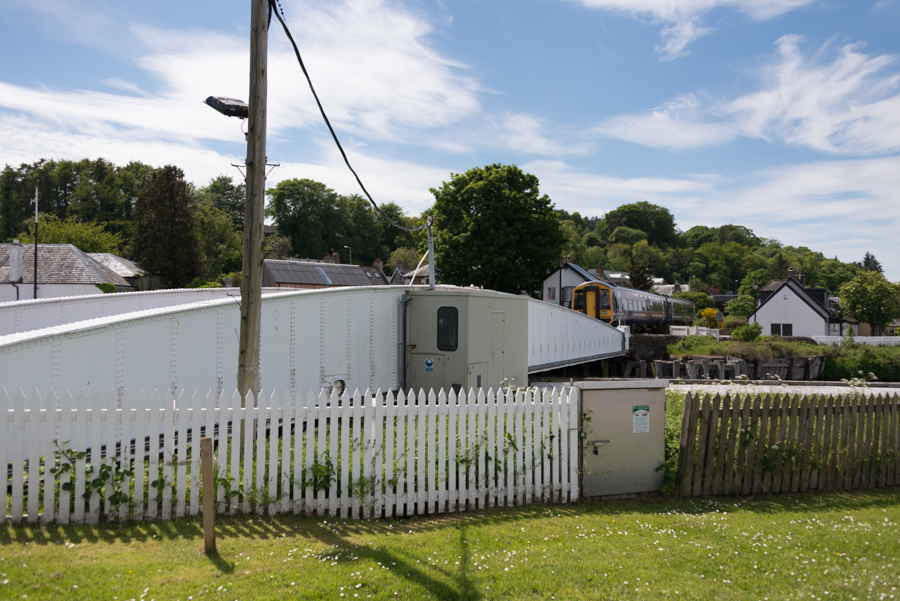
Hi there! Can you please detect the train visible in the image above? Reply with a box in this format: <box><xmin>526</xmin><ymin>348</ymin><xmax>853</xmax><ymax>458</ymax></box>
<box><xmin>570</xmin><ymin>281</ymin><xmax>694</xmax><ymax>333</ymax></box>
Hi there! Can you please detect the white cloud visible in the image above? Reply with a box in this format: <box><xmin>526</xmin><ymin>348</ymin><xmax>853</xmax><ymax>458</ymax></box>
<box><xmin>571</xmin><ymin>0</ymin><xmax>816</xmax><ymax>59</ymax></box>
<box><xmin>595</xmin><ymin>94</ymin><xmax>736</xmax><ymax>149</ymax></box>
<box><xmin>596</xmin><ymin>37</ymin><xmax>900</xmax><ymax>155</ymax></box>
<box><xmin>727</xmin><ymin>35</ymin><xmax>900</xmax><ymax>154</ymax></box>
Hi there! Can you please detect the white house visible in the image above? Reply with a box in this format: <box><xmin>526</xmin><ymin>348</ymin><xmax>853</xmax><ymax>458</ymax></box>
<box><xmin>750</xmin><ymin>276</ymin><xmax>852</xmax><ymax>338</ymax></box>
<box><xmin>542</xmin><ymin>260</ymin><xmax>598</xmax><ymax>307</ymax></box>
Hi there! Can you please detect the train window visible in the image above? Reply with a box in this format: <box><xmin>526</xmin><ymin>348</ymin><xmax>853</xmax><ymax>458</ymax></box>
<box><xmin>573</xmin><ymin>291</ymin><xmax>585</xmax><ymax>311</ymax></box>
<box><xmin>600</xmin><ymin>290</ymin><xmax>611</xmax><ymax>310</ymax></box>
<box><xmin>437</xmin><ymin>307</ymin><xmax>458</xmax><ymax>351</ymax></box>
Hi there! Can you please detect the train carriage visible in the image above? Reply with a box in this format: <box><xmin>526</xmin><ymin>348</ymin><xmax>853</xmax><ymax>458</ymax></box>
<box><xmin>571</xmin><ymin>281</ymin><xmax>694</xmax><ymax>333</ymax></box>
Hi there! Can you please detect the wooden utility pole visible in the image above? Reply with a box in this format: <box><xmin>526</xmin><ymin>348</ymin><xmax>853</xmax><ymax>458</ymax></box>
<box><xmin>238</xmin><ymin>0</ymin><xmax>269</xmax><ymax>405</ymax></box>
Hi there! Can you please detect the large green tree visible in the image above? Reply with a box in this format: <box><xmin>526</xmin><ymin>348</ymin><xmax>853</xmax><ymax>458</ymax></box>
<box><xmin>196</xmin><ymin>202</ymin><xmax>242</xmax><ymax>278</ymax></box>
<box><xmin>132</xmin><ymin>166</ymin><xmax>202</xmax><ymax>287</ymax></box>
<box><xmin>839</xmin><ymin>271</ymin><xmax>900</xmax><ymax>336</ymax></box>
<box><xmin>431</xmin><ymin>164</ymin><xmax>564</xmax><ymax>293</ymax></box>
<box><xmin>266</xmin><ymin>178</ymin><xmax>340</xmax><ymax>260</ymax></box>
<box><xmin>197</xmin><ymin>175</ymin><xmax>245</xmax><ymax>229</ymax></box>
<box><xmin>605</xmin><ymin>201</ymin><xmax>677</xmax><ymax>248</ymax></box>
<box><xmin>19</xmin><ymin>216</ymin><xmax>123</xmax><ymax>254</ymax></box>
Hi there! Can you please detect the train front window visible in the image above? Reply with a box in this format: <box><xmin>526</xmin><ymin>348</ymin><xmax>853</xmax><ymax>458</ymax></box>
<box><xmin>573</xmin><ymin>291</ymin><xmax>585</xmax><ymax>312</ymax></box>
<box><xmin>600</xmin><ymin>290</ymin><xmax>611</xmax><ymax>310</ymax></box>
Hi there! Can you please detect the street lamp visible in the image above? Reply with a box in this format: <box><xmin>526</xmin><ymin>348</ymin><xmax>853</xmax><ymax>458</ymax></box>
<box><xmin>343</xmin><ymin>245</ymin><xmax>352</xmax><ymax>265</ymax></box>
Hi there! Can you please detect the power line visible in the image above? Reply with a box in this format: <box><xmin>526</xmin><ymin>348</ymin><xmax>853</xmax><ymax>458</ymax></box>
<box><xmin>268</xmin><ymin>0</ymin><xmax>427</xmax><ymax>234</ymax></box>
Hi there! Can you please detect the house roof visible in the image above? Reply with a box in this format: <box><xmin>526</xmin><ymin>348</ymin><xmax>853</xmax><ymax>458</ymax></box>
<box><xmin>544</xmin><ymin>262</ymin><xmax>599</xmax><ymax>284</ymax></box>
<box><xmin>653</xmin><ymin>283</ymin><xmax>690</xmax><ymax>297</ymax></box>
<box><xmin>263</xmin><ymin>259</ymin><xmax>382</xmax><ymax>287</ymax></box>
<box><xmin>87</xmin><ymin>253</ymin><xmax>151</xmax><ymax>278</ymax></box>
<box><xmin>1</xmin><ymin>244</ymin><xmax>130</xmax><ymax>287</ymax></box>
<box><xmin>749</xmin><ymin>276</ymin><xmax>840</xmax><ymax>322</ymax></box>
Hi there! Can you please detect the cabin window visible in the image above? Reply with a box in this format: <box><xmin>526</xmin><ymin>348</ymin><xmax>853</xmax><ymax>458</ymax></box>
<box><xmin>573</xmin><ymin>291</ymin><xmax>585</xmax><ymax>311</ymax></box>
<box><xmin>600</xmin><ymin>290</ymin><xmax>611</xmax><ymax>310</ymax></box>
<box><xmin>771</xmin><ymin>323</ymin><xmax>793</xmax><ymax>336</ymax></box>
<box><xmin>437</xmin><ymin>307</ymin><xmax>458</xmax><ymax>351</ymax></box>
<box><xmin>547</xmin><ymin>287</ymin><xmax>556</xmax><ymax>301</ymax></box>
<box><xmin>771</xmin><ymin>324</ymin><xmax>780</xmax><ymax>335</ymax></box>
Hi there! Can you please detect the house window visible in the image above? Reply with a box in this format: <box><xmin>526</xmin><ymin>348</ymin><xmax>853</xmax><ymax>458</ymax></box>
<box><xmin>770</xmin><ymin>323</ymin><xmax>793</xmax><ymax>336</ymax></box>
<box><xmin>547</xmin><ymin>287</ymin><xmax>556</xmax><ymax>301</ymax></box>
<box><xmin>437</xmin><ymin>307</ymin><xmax>458</xmax><ymax>352</ymax></box>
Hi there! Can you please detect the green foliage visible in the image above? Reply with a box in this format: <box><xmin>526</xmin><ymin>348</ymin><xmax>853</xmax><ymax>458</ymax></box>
<box><xmin>732</xmin><ymin>321</ymin><xmax>762</xmax><ymax>342</ymax></box>
<box><xmin>19</xmin><ymin>216</ymin><xmax>123</xmax><ymax>254</ymax></box>
<box><xmin>674</xmin><ymin>290</ymin><xmax>714</xmax><ymax>310</ymax></box>
<box><xmin>823</xmin><ymin>343</ymin><xmax>900</xmax><ymax>382</ymax></box>
<box><xmin>185</xmin><ymin>277</ymin><xmax>223</xmax><ymax>289</ymax></box>
<box><xmin>132</xmin><ymin>166</ymin><xmax>203</xmax><ymax>288</ymax></box>
<box><xmin>609</xmin><ymin>225</ymin><xmax>647</xmax><ymax>246</ymax></box>
<box><xmin>724</xmin><ymin>294</ymin><xmax>755</xmax><ymax>318</ymax></box>
<box><xmin>263</xmin><ymin>234</ymin><xmax>293</xmax><ymax>260</ymax></box>
<box><xmin>196</xmin><ymin>175</ymin><xmax>245</xmax><ymax>228</ymax></box>
<box><xmin>861</xmin><ymin>251</ymin><xmax>882</xmax><ymax>273</ymax></box>
<box><xmin>627</xmin><ymin>250</ymin><xmax>653</xmax><ymax>291</ymax></box>
<box><xmin>431</xmin><ymin>164</ymin><xmax>564</xmax><ymax>293</ymax></box>
<box><xmin>266</xmin><ymin>178</ymin><xmax>339</xmax><ymax>260</ymax></box>
<box><xmin>386</xmin><ymin>246</ymin><xmax>421</xmax><ymax>272</ymax></box>
<box><xmin>604</xmin><ymin>201</ymin><xmax>677</xmax><ymax>248</ymax></box>
<box><xmin>838</xmin><ymin>271</ymin><xmax>900</xmax><ymax>336</ymax></box>
<box><xmin>196</xmin><ymin>201</ymin><xmax>242</xmax><ymax>277</ymax></box>
<box><xmin>95</xmin><ymin>282</ymin><xmax>116</xmax><ymax>294</ymax></box>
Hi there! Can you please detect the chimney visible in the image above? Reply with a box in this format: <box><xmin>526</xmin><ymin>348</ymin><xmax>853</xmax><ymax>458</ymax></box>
<box><xmin>787</xmin><ymin>266</ymin><xmax>795</xmax><ymax>280</ymax></box>
<box><xmin>373</xmin><ymin>258</ymin><xmax>383</xmax><ymax>273</ymax></box>
<box><xmin>396</xmin><ymin>260</ymin><xmax>404</xmax><ymax>271</ymax></box>
<box><xmin>331</xmin><ymin>252</ymin><xmax>340</xmax><ymax>264</ymax></box>
<box><xmin>8</xmin><ymin>239</ymin><xmax>23</xmax><ymax>283</ymax></box>
<box><xmin>595</xmin><ymin>262</ymin><xmax>607</xmax><ymax>281</ymax></box>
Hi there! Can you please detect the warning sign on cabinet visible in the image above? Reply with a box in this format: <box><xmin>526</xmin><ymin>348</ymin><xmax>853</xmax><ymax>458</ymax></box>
<box><xmin>632</xmin><ymin>405</ymin><xmax>650</xmax><ymax>433</ymax></box>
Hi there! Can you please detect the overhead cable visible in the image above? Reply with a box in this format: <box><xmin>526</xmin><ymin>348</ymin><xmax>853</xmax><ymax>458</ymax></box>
<box><xmin>268</xmin><ymin>0</ymin><xmax>427</xmax><ymax>233</ymax></box>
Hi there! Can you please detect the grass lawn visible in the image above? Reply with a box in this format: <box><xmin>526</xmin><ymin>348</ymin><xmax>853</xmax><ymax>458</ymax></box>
<box><xmin>2</xmin><ymin>490</ymin><xmax>899</xmax><ymax>600</ymax></box>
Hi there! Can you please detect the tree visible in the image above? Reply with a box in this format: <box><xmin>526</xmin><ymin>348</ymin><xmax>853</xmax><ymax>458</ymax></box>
<box><xmin>861</xmin><ymin>252</ymin><xmax>883</xmax><ymax>273</ymax></box>
<box><xmin>609</xmin><ymin>226</ymin><xmax>647</xmax><ymax>246</ymax></box>
<box><xmin>19</xmin><ymin>216</ymin><xmax>123</xmax><ymax>254</ymax></box>
<box><xmin>628</xmin><ymin>251</ymin><xmax>653</xmax><ymax>291</ymax></box>
<box><xmin>386</xmin><ymin>247</ymin><xmax>421</xmax><ymax>272</ymax></box>
<box><xmin>196</xmin><ymin>202</ymin><xmax>242</xmax><ymax>278</ymax></box>
<box><xmin>264</xmin><ymin>234</ymin><xmax>293</xmax><ymax>260</ymax></box>
<box><xmin>724</xmin><ymin>295</ymin><xmax>755</xmax><ymax>318</ymax></box>
<box><xmin>604</xmin><ymin>201</ymin><xmax>677</xmax><ymax>248</ymax></box>
<box><xmin>675</xmin><ymin>290</ymin><xmax>715</xmax><ymax>311</ymax></box>
<box><xmin>266</xmin><ymin>179</ymin><xmax>339</xmax><ymax>260</ymax></box>
<box><xmin>431</xmin><ymin>164</ymin><xmax>564</xmax><ymax>293</ymax></box>
<box><xmin>198</xmin><ymin>175</ymin><xmax>245</xmax><ymax>228</ymax></box>
<box><xmin>838</xmin><ymin>271</ymin><xmax>900</xmax><ymax>336</ymax></box>
<box><xmin>132</xmin><ymin>166</ymin><xmax>203</xmax><ymax>288</ymax></box>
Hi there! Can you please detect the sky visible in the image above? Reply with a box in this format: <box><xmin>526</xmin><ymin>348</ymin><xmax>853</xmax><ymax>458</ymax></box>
<box><xmin>1</xmin><ymin>0</ymin><xmax>899</xmax><ymax>281</ymax></box>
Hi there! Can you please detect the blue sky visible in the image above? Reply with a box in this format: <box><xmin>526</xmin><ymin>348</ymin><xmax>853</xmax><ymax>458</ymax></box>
<box><xmin>1</xmin><ymin>0</ymin><xmax>899</xmax><ymax>280</ymax></box>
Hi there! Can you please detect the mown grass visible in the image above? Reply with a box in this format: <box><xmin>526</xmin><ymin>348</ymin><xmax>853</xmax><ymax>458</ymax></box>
<box><xmin>2</xmin><ymin>488</ymin><xmax>899</xmax><ymax>600</ymax></box>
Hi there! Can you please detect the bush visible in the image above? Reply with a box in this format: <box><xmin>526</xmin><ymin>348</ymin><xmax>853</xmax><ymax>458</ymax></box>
<box><xmin>732</xmin><ymin>321</ymin><xmax>762</xmax><ymax>342</ymax></box>
<box><xmin>724</xmin><ymin>295</ymin><xmax>755</xmax><ymax>318</ymax></box>
<box><xmin>823</xmin><ymin>343</ymin><xmax>900</xmax><ymax>382</ymax></box>
<box><xmin>185</xmin><ymin>277</ymin><xmax>222</xmax><ymax>289</ymax></box>
<box><xmin>675</xmin><ymin>290</ymin><xmax>714</xmax><ymax>311</ymax></box>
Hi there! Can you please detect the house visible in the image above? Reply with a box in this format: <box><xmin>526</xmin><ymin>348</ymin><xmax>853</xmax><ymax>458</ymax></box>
<box><xmin>391</xmin><ymin>261</ymin><xmax>438</xmax><ymax>286</ymax></box>
<box><xmin>749</xmin><ymin>270</ymin><xmax>853</xmax><ymax>337</ymax></box>
<box><xmin>541</xmin><ymin>260</ymin><xmax>635</xmax><ymax>306</ymax></box>
<box><xmin>262</xmin><ymin>258</ymin><xmax>390</xmax><ymax>289</ymax></box>
<box><xmin>653</xmin><ymin>282</ymin><xmax>690</xmax><ymax>297</ymax></box>
<box><xmin>1</xmin><ymin>241</ymin><xmax>131</xmax><ymax>302</ymax></box>
<box><xmin>87</xmin><ymin>252</ymin><xmax>165</xmax><ymax>290</ymax></box>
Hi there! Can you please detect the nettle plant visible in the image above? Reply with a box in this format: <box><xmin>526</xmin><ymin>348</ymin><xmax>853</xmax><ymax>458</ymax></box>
<box><xmin>51</xmin><ymin>440</ymin><xmax>134</xmax><ymax>513</ymax></box>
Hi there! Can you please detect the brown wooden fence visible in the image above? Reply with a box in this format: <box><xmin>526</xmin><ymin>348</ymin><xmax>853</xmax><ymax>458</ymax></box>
<box><xmin>677</xmin><ymin>391</ymin><xmax>900</xmax><ymax>497</ymax></box>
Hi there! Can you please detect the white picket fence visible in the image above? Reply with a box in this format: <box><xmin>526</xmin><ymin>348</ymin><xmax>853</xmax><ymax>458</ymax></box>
<box><xmin>2</xmin><ymin>386</ymin><xmax>579</xmax><ymax>525</ymax></box>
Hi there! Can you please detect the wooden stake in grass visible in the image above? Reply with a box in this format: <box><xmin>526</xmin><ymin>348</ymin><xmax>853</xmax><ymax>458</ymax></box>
<box><xmin>201</xmin><ymin>437</ymin><xmax>216</xmax><ymax>555</ymax></box>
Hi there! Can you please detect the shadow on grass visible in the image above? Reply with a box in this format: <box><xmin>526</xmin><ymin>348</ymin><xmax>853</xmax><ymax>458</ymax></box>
<box><xmin>204</xmin><ymin>550</ymin><xmax>235</xmax><ymax>573</ymax></box>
